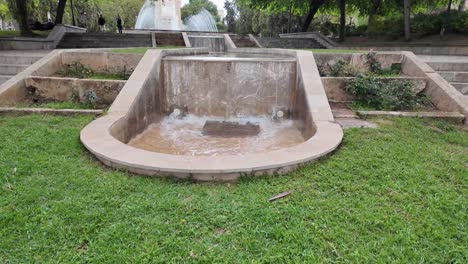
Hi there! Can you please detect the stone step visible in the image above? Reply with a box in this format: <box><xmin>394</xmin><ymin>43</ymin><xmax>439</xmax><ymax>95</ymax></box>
<box><xmin>57</xmin><ymin>43</ymin><xmax>151</xmax><ymax>49</ymax></box>
<box><xmin>0</xmin><ymin>64</ymin><xmax>29</xmax><ymax>75</ymax></box>
<box><xmin>0</xmin><ymin>74</ymin><xmax>13</xmax><ymax>85</ymax></box>
<box><xmin>438</xmin><ymin>71</ymin><xmax>468</xmax><ymax>82</ymax></box>
<box><xmin>0</xmin><ymin>54</ymin><xmax>43</xmax><ymax>65</ymax></box>
<box><xmin>65</xmin><ymin>32</ymin><xmax>150</xmax><ymax>37</ymax></box>
<box><xmin>451</xmin><ymin>82</ymin><xmax>468</xmax><ymax>95</ymax></box>
<box><xmin>426</xmin><ymin>62</ymin><xmax>468</xmax><ymax>72</ymax></box>
<box><xmin>58</xmin><ymin>40</ymin><xmax>151</xmax><ymax>46</ymax></box>
<box><xmin>62</xmin><ymin>36</ymin><xmax>151</xmax><ymax>41</ymax></box>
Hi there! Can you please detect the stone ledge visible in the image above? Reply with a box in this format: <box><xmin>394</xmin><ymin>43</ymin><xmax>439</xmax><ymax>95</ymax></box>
<box><xmin>357</xmin><ymin>110</ymin><xmax>465</xmax><ymax>123</ymax></box>
<box><xmin>0</xmin><ymin>107</ymin><xmax>103</xmax><ymax>116</ymax></box>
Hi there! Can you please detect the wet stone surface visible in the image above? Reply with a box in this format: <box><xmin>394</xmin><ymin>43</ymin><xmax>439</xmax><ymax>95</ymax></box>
<box><xmin>128</xmin><ymin>115</ymin><xmax>305</xmax><ymax>156</ymax></box>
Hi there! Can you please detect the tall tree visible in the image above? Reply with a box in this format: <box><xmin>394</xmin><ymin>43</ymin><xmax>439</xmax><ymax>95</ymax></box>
<box><xmin>237</xmin><ymin>0</ymin><xmax>330</xmax><ymax>32</ymax></box>
<box><xmin>224</xmin><ymin>0</ymin><xmax>237</xmax><ymax>32</ymax></box>
<box><xmin>404</xmin><ymin>0</ymin><xmax>411</xmax><ymax>41</ymax></box>
<box><xmin>367</xmin><ymin>0</ymin><xmax>382</xmax><ymax>28</ymax></box>
<box><xmin>0</xmin><ymin>0</ymin><xmax>11</xmax><ymax>30</ymax></box>
<box><xmin>55</xmin><ymin>0</ymin><xmax>67</xmax><ymax>24</ymax></box>
<box><xmin>7</xmin><ymin>0</ymin><xmax>33</xmax><ymax>36</ymax></box>
<box><xmin>459</xmin><ymin>0</ymin><xmax>466</xmax><ymax>11</ymax></box>
<box><xmin>339</xmin><ymin>0</ymin><xmax>345</xmax><ymax>41</ymax></box>
<box><xmin>301</xmin><ymin>0</ymin><xmax>328</xmax><ymax>31</ymax></box>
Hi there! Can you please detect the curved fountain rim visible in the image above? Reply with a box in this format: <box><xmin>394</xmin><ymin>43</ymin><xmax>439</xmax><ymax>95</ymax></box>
<box><xmin>79</xmin><ymin>48</ymin><xmax>344</xmax><ymax>181</ymax></box>
<box><xmin>80</xmin><ymin>114</ymin><xmax>343</xmax><ymax>174</ymax></box>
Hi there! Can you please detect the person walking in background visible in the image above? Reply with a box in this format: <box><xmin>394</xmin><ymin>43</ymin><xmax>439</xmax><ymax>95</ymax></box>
<box><xmin>117</xmin><ymin>15</ymin><xmax>123</xmax><ymax>34</ymax></box>
<box><xmin>98</xmin><ymin>14</ymin><xmax>106</xmax><ymax>31</ymax></box>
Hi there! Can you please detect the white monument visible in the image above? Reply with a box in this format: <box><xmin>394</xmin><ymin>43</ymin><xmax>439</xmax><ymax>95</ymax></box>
<box><xmin>135</xmin><ymin>0</ymin><xmax>183</xmax><ymax>30</ymax></box>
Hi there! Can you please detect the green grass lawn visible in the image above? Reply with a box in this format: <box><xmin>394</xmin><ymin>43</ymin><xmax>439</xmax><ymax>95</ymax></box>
<box><xmin>0</xmin><ymin>30</ymin><xmax>50</xmax><ymax>38</ymax></box>
<box><xmin>16</xmin><ymin>101</ymin><xmax>98</xmax><ymax>110</ymax></box>
<box><xmin>111</xmin><ymin>46</ymin><xmax>184</xmax><ymax>54</ymax></box>
<box><xmin>0</xmin><ymin>115</ymin><xmax>466</xmax><ymax>262</ymax></box>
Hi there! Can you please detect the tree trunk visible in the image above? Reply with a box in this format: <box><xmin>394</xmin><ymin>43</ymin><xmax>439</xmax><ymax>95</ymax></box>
<box><xmin>301</xmin><ymin>0</ymin><xmax>328</xmax><ymax>32</ymax></box>
<box><xmin>367</xmin><ymin>0</ymin><xmax>382</xmax><ymax>27</ymax></box>
<box><xmin>459</xmin><ymin>0</ymin><xmax>466</xmax><ymax>11</ymax></box>
<box><xmin>15</xmin><ymin>0</ymin><xmax>33</xmax><ymax>36</ymax></box>
<box><xmin>404</xmin><ymin>0</ymin><xmax>411</xmax><ymax>41</ymax></box>
<box><xmin>339</xmin><ymin>0</ymin><xmax>346</xmax><ymax>42</ymax></box>
<box><xmin>70</xmin><ymin>0</ymin><xmax>76</xmax><ymax>26</ymax></box>
<box><xmin>1</xmin><ymin>16</ymin><xmax>6</xmax><ymax>30</ymax></box>
<box><xmin>55</xmin><ymin>0</ymin><xmax>67</xmax><ymax>25</ymax></box>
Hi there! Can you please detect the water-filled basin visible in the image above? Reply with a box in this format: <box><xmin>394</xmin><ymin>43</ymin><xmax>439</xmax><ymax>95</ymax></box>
<box><xmin>80</xmin><ymin>48</ymin><xmax>343</xmax><ymax>182</ymax></box>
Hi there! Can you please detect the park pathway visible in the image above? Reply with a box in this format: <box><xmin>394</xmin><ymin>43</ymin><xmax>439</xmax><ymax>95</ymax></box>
<box><xmin>0</xmin><ymin>50</ymin><xmax>51</xmax><ymax>85</ymax></box>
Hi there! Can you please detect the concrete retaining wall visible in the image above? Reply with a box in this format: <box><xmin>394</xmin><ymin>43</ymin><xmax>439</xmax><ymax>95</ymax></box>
<box><xmin>31</xmin><ymin>52</ymin><xmax>143</xmax><ymax>77</ymax></box>
<box><xmin>256</xmin><ymin>37</ymin><xmax>324</xmax><ymax>49</ymax></box>
<box><xmin>25</xmin><ymin>76</ymin><xmax>125</xmax><ymax>108</ymax></box>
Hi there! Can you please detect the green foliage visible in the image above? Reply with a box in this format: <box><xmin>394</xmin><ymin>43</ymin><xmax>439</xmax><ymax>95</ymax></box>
<box><xmin>0</xmin><ymin>0</ymin><xmax>11</xmax><ymax>21</ymax></box>
<box><xmin>57</xmin><ymin>62</ymin><xmax>94</xmax><ymax>79</ymax></box>
<box><xmin>329</xmin><ymin>59</ymin><xmax>359</xmax><ymax>77</ymax></box>
<box><xmin>366</xmin><ymin>52</ymin><xmax>402</xmax><ymax>76</ymax></box>
<box><xmin>224</xmin><ymin>0</ymin><xmax>236</xmax><ymax>32</ymax></box>
<box><xmin>83</xmin><ymin>90</ymin><xmax>98</xmax><ymax>108</ymax></box>
<box><xmin>346</xmin><ymin>75</ymin><xmax>424</xmax><ymax>111</ymax></box>
<box><xmin>0</xmin><ymin>115</ymin><xmax>466</xmax><ymax>262</ymax></box>
<box><xmin>413</xmin><ymin>11</ymin><xmax>468</xmax><ymax>35</ymax></box>
<box><xmin>367</xmin><ymin>15</ymin><xmax>404</xmax><ymax>39</ymax></box>
<box><xmin>181</xmin><ymin>0</ymin><xmax>225</xmax><ymax>31</ymax></box>
<box><xmin>23</xmin><ymin>101</ymin><xmax>96</xmax><ymax>109</ymax></box>
<box><xmin>56</xmin><ymin>62</ymin><xmax>129</xmax><ymax>80</ymax></box>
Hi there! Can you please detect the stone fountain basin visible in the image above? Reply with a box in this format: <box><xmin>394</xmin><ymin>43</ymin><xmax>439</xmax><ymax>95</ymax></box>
<box><xmin>80</xmin><ymin>48</ymin><xmax>343</xmax><ymax>182</ymax></box>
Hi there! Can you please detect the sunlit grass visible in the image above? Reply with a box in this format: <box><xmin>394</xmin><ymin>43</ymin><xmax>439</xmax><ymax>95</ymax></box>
<box><xmin>0</xmin><ymin>115</ymin><xmax>466</xmax><ymax>262</ymax></box>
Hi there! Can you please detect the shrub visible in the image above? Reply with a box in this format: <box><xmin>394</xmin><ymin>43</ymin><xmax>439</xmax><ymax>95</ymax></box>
<box><xmin>329</xmin><ymin>59</ymin><xmax>359</xmax><ymax>77</ymax></box>
<box><xmin>84</xmin><ymin>90</ymin><xmax>99</xmax><ymax>108</ymax></box>
<box><xmin>345</xmin><ymin>75</ymin><xmax>423</xmax><ymax>111</ymax></box>
<box><xmin>366</xmin><ymin>52</ymin><xmax>402</xmax><ymax>76</ymax></box>
<box><xmin>412</xmin><ymin>13</ymin><xmax>443</xmax><ymax>35</ymax></box>
<box><xmin>367</xmin><ymin>15</ymin><xmax>404</xmax><ymax>38</ymax></box>
<box><xmin>57</xmin><ymin>62</ymin><xmax>94</xmax><ymax>79</ymax></box>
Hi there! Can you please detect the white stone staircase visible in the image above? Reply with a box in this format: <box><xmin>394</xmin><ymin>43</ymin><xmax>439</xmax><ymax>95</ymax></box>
<box><xmin>421</xmin><ymin>55</ymin><xmax>468</xmax><ymax>97</ymax></box>
<box><xmin>0</xmin><ymin>51</ymin><xmax>48</xmax><ymax>85</ymax></box>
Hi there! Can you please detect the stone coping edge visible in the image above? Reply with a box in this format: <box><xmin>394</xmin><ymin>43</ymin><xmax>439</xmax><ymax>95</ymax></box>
<box><xmin>81</xmin><ymin>115</ymin><xmax>343</xmax><ymax>182</ymax></box>
<box><xmin>80</xmin><ymin>48</ymin><xmax>344</xmax><ymax>182</ymax></box>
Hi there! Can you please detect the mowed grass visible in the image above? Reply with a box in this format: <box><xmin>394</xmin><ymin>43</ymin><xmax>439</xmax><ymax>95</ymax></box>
<box><xmin>111</xmin><ymin>46</ymin><xmax>184</xmax><ymax>54</ymax></box>
<box><xmin>0</xmin><ymin>30</ymin><xmax>51</xmax><ymax>38</ymax></box>
<box><xmin>17</xmin><ymin>101</ymin><xmax>97</xmax><ymax>110</ymax></box>
<box><xmin>0</xmin><ymin>115</ymin><xmax>466</xmax><ymax>263</ymax></box>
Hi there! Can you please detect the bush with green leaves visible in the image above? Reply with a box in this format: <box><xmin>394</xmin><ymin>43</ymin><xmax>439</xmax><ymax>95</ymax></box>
<box><xmin>57</xmin><ymin>62</ymin><xmax>94</xmax><ymax>79</ymax></box>
<box><xmin>345</xmin><ymin>75</ymin><xmax>424</xmax><ymax>111</ymax></box>
<box><xmin>329</xmin><ymin>59</ymin><xmax>359</xmax><ymax>77</ymax></box>
<box><xmin>366</xmin><ymin>52</ymin><xmax>402</xmax><ymax>76</ymax></box>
